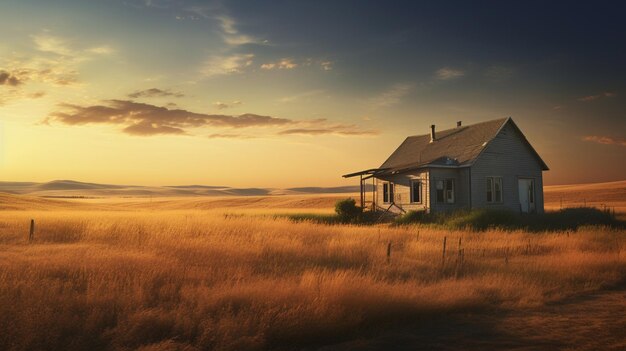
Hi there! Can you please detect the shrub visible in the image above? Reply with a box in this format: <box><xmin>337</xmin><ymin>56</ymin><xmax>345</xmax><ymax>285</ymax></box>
<box><xmin>445</xmin><ymin>209</ymin><xmax>519</xmax><ymax>230</ymax></box>
<box><xmin>334</xmin><ymin>198</ymin><xmax>362</xmax><ymax>222</ymax></box>
<box><xmin>395</xmin><ymin>210</ymin><xmax>429</xmax><ymax>225</ymax></box>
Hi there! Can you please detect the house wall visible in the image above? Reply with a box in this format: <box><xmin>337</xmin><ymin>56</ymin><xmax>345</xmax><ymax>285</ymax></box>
<box><xmin>470</xmin><ymin>121</ymin><xmax>545</xmax><ymax>213</ymax></box>
<box><xmin>375</xmin><ymin>170</ymin><xmax>429</xmax><ymax>214</ymax></box>
<box><xmin>429</xmin><ymin>167</ymin><xmax>470</xmax><ymax>213</ymax></box>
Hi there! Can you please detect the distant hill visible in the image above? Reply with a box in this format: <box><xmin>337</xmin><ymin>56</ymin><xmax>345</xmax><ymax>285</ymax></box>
<box><xmin>0</xmin><ymin>180</ymin><xmax>369</xmax><ymax>198</ymax></box>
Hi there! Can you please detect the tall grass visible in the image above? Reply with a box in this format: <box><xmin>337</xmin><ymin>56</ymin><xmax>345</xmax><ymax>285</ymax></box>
<box><xmin>0</xmin><ymin>210</ymin><xmax>624</xmax><ymax>350</ymax></box>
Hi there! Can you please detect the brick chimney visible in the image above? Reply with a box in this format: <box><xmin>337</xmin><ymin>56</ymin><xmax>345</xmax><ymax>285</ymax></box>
<box><xmin>457</xmin><ymin>121</ymin><xmax>462</xmax><ymax>128</ymax></box>
<box><xmin>430</xmin><ymin>124</ymin><xmax>436</xmax><ymax>142</ymax></box>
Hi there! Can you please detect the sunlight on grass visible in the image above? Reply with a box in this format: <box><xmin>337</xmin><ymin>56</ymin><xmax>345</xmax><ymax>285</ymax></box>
<box><xmin>0</xmin><ymin>208</ymin><xmax>624</xmax><ymax>350</ymax></box>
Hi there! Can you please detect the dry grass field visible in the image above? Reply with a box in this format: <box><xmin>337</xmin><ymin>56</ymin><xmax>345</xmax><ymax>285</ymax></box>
<box><xmin>0</xmin><ymin>182</ymin><xmax>625</xmax><ymax>350</ymax></box>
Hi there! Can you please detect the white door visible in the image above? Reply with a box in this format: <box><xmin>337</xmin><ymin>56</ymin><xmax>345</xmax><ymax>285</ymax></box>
<box><xmin>518</xmin><ymin>179</ymin><xmax>535</xmax><ymax>213</ymax></box>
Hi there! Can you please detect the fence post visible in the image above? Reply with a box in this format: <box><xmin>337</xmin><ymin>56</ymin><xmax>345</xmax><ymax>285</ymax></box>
<box><xmin>504</xmin><ymin>247</ymin><xmax>509</xmax><ymax>265</ymax></box>
<box><xmin>386</xmin><ymin>241</ymin><xmax>391</xmax><ymax>264</ymax></box>
<box><xmin>442</xmin><ymin>236</ymin><xmax>447</xmax><ymax>267</ymax></box>
<box><xmin>29</xmin><ymin>219</ymin><xmax>35</xmax><ymax>242</ymax></box>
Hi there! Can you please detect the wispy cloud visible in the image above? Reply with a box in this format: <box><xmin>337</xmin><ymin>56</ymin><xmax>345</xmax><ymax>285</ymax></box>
<box><xmin>87</xmin><ymin>45</ymin><xmax>115</xmax><ymax>55</ymax></box>
<box><xmin>44</xmin><ymin>100</ymin><xmax>292</xmax><ymax>136</ymax></box>
<box><xmin>201</xmin><ymin>53</ymin><xmax>254</xmax><ymax>77</ymax></box>
<box><xmin>0</xmin><ymin>64</ymin><xmax>72</xmax><ymax>105</ymax></box>
<box><xmin>278</xmin><ymin>126</ymin><xmax>378</xmax><ymax>137</ymax></box>
<box><xmin>128</xmin><ymin>88</ymin><xmax>184</xmax><ymax>99</ymax></box>
<box><xmin>32</xmin><ymin>34</ymin><xmax>74</xmax><ymax>56</ymax></box>
<box><xmin>213</xmin><ymin>100</ymin><xmax>242</xmax><ymax>110</ymax></box>
<box><xmin>207</xmin><ymin>133</ymin><xmax>255</xmax><ymax>139</ymax></box>
<box><xmin>0</xmin><ymin>70</ymin><xmax>23</xmax><ymax>86</ymax></box>
<box><xmin>320</xmin><ymin>61</ymin><xmax>333</xmax><ymax>71</ymax></box>
<box><xmin>216</xmin><ymin>15</ymin><xmax>260</xmax><ymax>46</ymax></box>
<box><xmin>578</xmin><ymin>92</ymin><xmax>616</xmax><ymax>102</ymax></box>
<box><xmin>582</xmin><ymin>135</ymin><xmax>626</xmax><ymax>147</ymax></box>
<box><xmin>261</xmin><ymin>58</ymin><xmax>298</xmax><ymax>70</ymax></box>
<box><xmin>369</xmin><ymin>83</ymin><xmax>413</xmax><ymax>108</ymax></box>
<box><xmin>279</xmin><ymin>90</ymin><xmax>325</xmax><ymax>103</ymax></box>
<box><xmin>435</xmin><ymin>67</ymin><xmax>465</xmax><ymax>80</ymax></box>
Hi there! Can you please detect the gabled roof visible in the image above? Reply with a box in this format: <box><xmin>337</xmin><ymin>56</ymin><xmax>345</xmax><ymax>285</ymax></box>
<box><xmin>343</xmin><ymin>117</ymin><xmax>548</xmax><ymax>178</ymax></box>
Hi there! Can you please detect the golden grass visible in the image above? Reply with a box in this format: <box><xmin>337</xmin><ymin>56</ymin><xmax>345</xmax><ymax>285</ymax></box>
<box><xmin>1</xmin><ymin>203</ymin><xmax>625</xmax><ymax>350</ymax></box>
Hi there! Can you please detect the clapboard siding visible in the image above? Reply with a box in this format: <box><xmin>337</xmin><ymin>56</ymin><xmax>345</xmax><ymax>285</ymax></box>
<box><xmin>375</xmin><ymin>171</ymin><xmax>429</xmax><ymax>213</ymax></box>
<box><xmin>428</xmin><ymin>168</ymin><xmax>469</xmax><ymax>212</ymax></box>
<box><xmin>470</xmin><ymin>121</ymin><xmax>545</xmax><ymax>213</ymax></box>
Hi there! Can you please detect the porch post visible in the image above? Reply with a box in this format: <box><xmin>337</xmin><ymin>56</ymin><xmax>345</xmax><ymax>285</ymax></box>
<box><xmin>359</xmin><ymin>174</ymin><xmax>364</xmax><ymax>208</ymax></box>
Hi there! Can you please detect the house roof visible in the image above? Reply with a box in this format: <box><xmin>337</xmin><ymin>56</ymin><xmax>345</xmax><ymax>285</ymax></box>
<box><xmin>343</xmin><ymin>117</ymin><xmax>548</xmax><ymax>178</ymax></box>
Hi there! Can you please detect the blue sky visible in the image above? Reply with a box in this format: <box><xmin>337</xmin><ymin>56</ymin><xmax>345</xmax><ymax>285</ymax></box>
<box><xmin>0</xmin><ymin>0</ymin><xmax>624</xmax><ymax>186</ymax></box>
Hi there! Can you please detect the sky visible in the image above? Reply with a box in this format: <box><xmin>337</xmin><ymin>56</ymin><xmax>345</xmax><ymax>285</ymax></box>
<box><xmin>0</xmin><ymin>0</ymin><xmax>624</xmax><ymax>188</ymax></box>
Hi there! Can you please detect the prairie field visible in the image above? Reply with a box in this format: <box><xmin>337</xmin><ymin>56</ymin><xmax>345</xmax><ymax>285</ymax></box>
<box><xmin>0</xmin><ymin>185</ymin><xmax>625</xmax><ymax>351</ymax></box>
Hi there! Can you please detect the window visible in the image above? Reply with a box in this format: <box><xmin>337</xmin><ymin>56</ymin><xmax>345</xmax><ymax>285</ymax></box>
<box><xmin>436</xmin><ymin>179</ymin><xmax>455</xmax><ymax>203</ymax></box>
<box><xmin>411</xmin><ymin>180</ymin><xmax>422</xmax><ymax>203</ymax></box>
<box><xmin>383</xmin><ymin>182</ymin><xmax>394</xmax><ymax>203</ymax></box>
<box><xmin>436</xmin><ymin>180</ymin><xmax>444</xmax><ymax>203</ymax></box>
<box><xmin>486</xmin><ymin>177</ymin><xmax>503</xmax><ymax>203</ymax></box>
<box><xmin>445</xmin><ymin>179</ymin><xmax>455</xmax><ymax>203</ymax></box>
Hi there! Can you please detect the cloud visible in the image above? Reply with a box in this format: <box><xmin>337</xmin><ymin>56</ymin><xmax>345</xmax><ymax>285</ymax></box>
<box><xmin>369</xmin><ymin>83</ymin><xmax>413</xmax><ymax>108</ymax></box>
<box><xmin>32</xmin><ymin>34</ymin><xmax>74</xmax><ymax>56</ymax></box>
<box><xmin>207</xmin><ymin>133</ymin><xmax>254</xmax><ymax>139</ymax></box>
<box><xmin>320</xmin><ymin>61</ymin><xmax>333</xmax><ymax>71</ymax></box>
<box><xmin>578</xmin><ymin>92</ymin><xmax>616</xmax><ymax>102</ymax></box>
<box><xmin>261</xmin><ymin>58</ymin><xmax>298</xmax><ymax>70</ymax></box>
<box><xmin>279</xmin><ymin>90</ymin><xmax>325</xmax><ymax>103</ymax></box>
<box><xmin>213</xmin><ymin>100</ymin><xmax>242</xmax><ymax>110</ymax></box>
<box><xmin>44</xmin><ymin>100</ymin><xmax>293</xmax><ymax>136</ymax></box>
<box><xmin>128</xmin><ymin>88</ymin><xmax>185</xmax><ymax>98</ymax></box>
<box><xmin>201</xmin><ymin>53</ymin><xmax>254</xmax><ymax>77</ymax></box>
<box><xmin>87</xmin><ymin>45</ymin><xmax>115</xmax><ymax>55</ymax></box>
<box><xmin>278</xmin><ymin>121</ymin><xmax>378</xmax><ymax>136</ymax></box>
<box><xmin>216</xmin><ymin>15</ymin><xmax>259</xmax><ymax>46</ymax></box>
<box><xmin>435</xmin><ymin>67</ymin><xmax>465</xmax><ymax>80</ymax></box>
<box><xmin>582</xmin><ymin>135</ymin><xmax>626</xmax><ymax>147</ymax></box>
<box><xmin>0</xmin><ymin>70</ymin><xmax>23</xmax><ymax>86</ymax></box>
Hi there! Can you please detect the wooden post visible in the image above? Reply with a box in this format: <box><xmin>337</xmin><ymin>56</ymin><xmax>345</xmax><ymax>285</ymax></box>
<box><xmin>387</xmin><ymin>241</ymin><xmax>391</xmax><ymax>264</ymax></box>
<box><xmin>359</xmin><ymin>175</ymin><xmax>364</xmax><ymax>209</ymax></box>
<box><xmin>372</xmin><ymin>176</ymin><xmax>376</xmax><ymax>211</ymax></box>
<box><xmin>442</xmin><ymin>236</ymin><xmax>447</xmax><ymax>266</ymax></box>
<box><xmin>29</xmin><ymin>219</ymin><xmax>35</xmax><ymax>242</ymax></box>
<box><xmin>504</xmin><ymin>247</ymin><xmax>509</xmax><ymax>265</ymax></box>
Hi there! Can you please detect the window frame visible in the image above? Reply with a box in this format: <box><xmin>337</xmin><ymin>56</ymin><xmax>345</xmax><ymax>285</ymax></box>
<box><xmin>486</xmin><ymin>176</ymin><xmax>503</xmax><ymax>203</ymax></box>
<box><xmin>383</xmin><ymin>182</ymin><xmax>394</xmax><ymax>204</ymax></box>
<box><xmin>436</xmin><ymin>178</ymin><xmax>455</xmax><ymax>204</ymax></box>
<box><xmin>410</xmin><ymin>180</ymin><xmax>422</xmax><ymax>204</ymax></box>
<box><xmin>445</xmin><ymin>179</ymin><xmax>455</xmax><ymax>204</ymax></box>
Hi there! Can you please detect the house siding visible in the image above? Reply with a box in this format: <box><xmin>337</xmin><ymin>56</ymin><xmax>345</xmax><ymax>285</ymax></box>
<box><xmin>375</xmin><ymin>170</ymin><xmax>429</xmax><ymax>213</ymax></box>
<box><xmin>470</xmin><ymin>121</ymin><xmax>545</xmax><ymax>213</ymax></box>
<box><xmin>428</xmin><ymin>168</ymin><xmax>469</xmax><ymax>213</ymax></box>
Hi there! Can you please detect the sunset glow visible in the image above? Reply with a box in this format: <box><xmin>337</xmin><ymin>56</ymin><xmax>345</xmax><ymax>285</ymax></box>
<box><xmin>1</xmin><ymin>1</ymin><xmax>624</xmax><ymax>187</ymax></box>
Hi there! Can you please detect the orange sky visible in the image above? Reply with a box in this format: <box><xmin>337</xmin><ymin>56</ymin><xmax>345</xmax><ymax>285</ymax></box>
<box><xmin>1</xmin><ymin>1</ymin><xmax>624</xmax><ymax>187</ymax></box>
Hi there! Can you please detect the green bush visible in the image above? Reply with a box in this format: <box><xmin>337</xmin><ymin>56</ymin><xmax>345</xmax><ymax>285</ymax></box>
<box><xmin>395</xmin><ymin>210</ymin><xmax>429</xmax><ymax>225</ymax></box>
<box><xmin>446</xmin><ymin>209</ymin><xmax>519</xmax><ymax>230</ymax></box>
<box><xmin>393</xmin><ymin>207</ymin><xmax>622</xmax><ymax>232</ymax></box>
<box><xmin>334</xmin><ymin>198</ymin><xmax>362</xmax><ymax>222</ymax></box>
